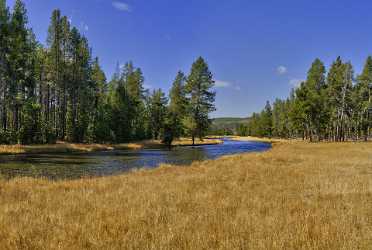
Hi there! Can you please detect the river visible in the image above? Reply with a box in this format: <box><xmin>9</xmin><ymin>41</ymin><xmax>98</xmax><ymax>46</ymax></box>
<box><xmin>0</xmin><ymin>139</ymin><xmax>271</xmax><ymax>180</ymax></box>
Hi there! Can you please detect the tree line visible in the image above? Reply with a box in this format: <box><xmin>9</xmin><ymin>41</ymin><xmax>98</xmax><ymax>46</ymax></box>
<box><xmin>0</xmin><ymin>0</ymin><xmax>216</xmax><ymax>145</ymax></box>
<box><xmin>241</xmin><ymin>57</ymin><xmax>372</xmax><ymax>141</ymax></box>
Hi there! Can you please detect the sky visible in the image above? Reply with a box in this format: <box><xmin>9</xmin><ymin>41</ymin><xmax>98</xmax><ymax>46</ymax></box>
<box><xmin>5</xmin><ymin>0</ymin><xmax>372</xmax><ymax>117</ymax></box>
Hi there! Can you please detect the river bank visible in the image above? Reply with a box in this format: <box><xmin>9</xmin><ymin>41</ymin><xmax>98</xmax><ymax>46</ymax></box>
<box><xmin>0</xmin><ymin>138</ymin><xmax>223</xmax><ymax>155</ymax></box>
<box><xmin>0</xmin><ymin>141</ymin><xmax>371</xmax><ymax>249</ymax></box>
<box><xmin>229</xmin><ymin>136</ymin><xmax>285</xmax><ymax>143</ymax></box>
<box><xmin>208</xmin><ymin>135</ymin><xmax>288</xmax><ymax>144</ymax></box>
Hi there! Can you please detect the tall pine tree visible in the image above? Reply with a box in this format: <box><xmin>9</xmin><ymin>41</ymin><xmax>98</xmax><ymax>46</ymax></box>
<box><xmin>169</xmin><ymin>71</ymin><xmax>188</xmax><ymax>139</ymax></box>
<box><xmin>185</xmin><ymin>57</ymin><xmax>216</xmax><ymax>145</ymax></box>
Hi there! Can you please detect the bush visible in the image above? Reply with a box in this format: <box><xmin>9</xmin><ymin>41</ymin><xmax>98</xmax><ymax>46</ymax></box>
<box><xmin>0</xmin><ymin>131</ymin><xmax>18</xmax><ymax>145</ymax></box>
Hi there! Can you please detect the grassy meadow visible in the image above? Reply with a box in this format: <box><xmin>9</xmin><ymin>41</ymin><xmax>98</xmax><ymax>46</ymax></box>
<box><xmin>0</xmin><ymin>139</ymin><xmax>371</xmax><ymax>249</ymax></box>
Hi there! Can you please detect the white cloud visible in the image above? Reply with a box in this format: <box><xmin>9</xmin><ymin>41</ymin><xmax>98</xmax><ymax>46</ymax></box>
<box><xmin>214</xmin><ymin>80</ymin><xmax>241</xmax><ymax>91</ymax></box>
<box><xmin>143</xmin><ymin>84</ymin><xmax>153</xmax><ymax>90</ymax></box>
<box><xmin>277</xmin><ymin>65</ymin><xmax>288</xmax><ymax>75</ymax></box>
<box><xmin>289</xmin><ymin>78</ymin><xmax>304</xmax><ymax>88</ymax></box>
<box><xmin>215</xmin><ymin>80</ymin><xmax>231</xmax><ymax>88</ymax></box>
<box><xmin>79</xmin><ymin>22</ymin><xmax>89</xmax><ymax>32</ymax></box>
<box><xmin>112</xmin><ymin>1</ymin><xmax>131</xmax><ymax>12</ymax></box>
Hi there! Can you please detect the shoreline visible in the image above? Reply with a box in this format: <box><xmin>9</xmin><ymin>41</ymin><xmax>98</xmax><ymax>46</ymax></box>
<box><xmin>0</xmin><ymin>138</ymin><xmax>223</xmax><ymax>155</ymax></box>
<box><xmin>230</xmin><ymin>136</ymin><xmax>372</xmax><ymax>144</ymax></box>
<box><xmin>229</xmin><ymin>136</ymin><xmax>287</xmax><ymax>144</ymax></box>
<box><xmin>209</xmin><ymin>135</ymin><xmax>283</xmax><ymax>144</ymax></box>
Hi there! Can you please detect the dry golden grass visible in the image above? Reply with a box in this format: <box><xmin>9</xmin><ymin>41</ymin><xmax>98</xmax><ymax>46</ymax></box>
<box><xmin>0</xmin><ymin>138</ymin><xmax>222</xmax><ymax>155</ymax></box>
<box><xmin>231</xmin><ymin>135</ymin><xmax>291</xmax><ymax>143</ymax></box>
<box><xmin>0</xmin><ymin>142</ymin><xmax>141</xmax><ymax>155</ymax></box>
<box><xmin>0</xmin><ymin>141</ymin><xmax>372</xmax><ymax>249</ymax></box>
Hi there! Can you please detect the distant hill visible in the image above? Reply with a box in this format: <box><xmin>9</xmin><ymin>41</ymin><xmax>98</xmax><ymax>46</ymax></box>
<box><xmin>210</xmin><ymin>117</ymin><xmax>250</xmax><ymax>135</ymax></box>
<box><xmin>212</xmin><ymin>117</ymin><xmax>250</xmax><ymax>125</ymax></box>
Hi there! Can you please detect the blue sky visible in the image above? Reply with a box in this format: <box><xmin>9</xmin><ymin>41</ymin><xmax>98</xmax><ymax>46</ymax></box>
<box><xmin>6</xmin><ymin>0</ymin><xmax>372</xmax><ymax>117</ymax></box>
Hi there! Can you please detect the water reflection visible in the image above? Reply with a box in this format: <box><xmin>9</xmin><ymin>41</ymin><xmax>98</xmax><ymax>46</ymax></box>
<box><xmin>0</xmin><ymin>139</ymin><xmax>271</xmax><ymax>180</ymax></box>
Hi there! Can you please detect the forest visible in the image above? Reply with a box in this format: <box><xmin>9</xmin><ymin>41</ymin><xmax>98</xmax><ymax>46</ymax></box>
<box><xmin>241</xmin><ymin>57</ymin><xmax>372</xmax><ymax>142</ymax></box>
<box><xmin>0</xmin><ymin>0</ymin><xmax>215</xmax><ymax>145</ymax></box>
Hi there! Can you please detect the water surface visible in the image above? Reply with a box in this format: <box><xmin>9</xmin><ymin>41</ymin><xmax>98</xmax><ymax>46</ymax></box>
<box><xmin>0</xmin><ymin>139</ymin><xmax>271</xmax><ymax>180</ymax></box>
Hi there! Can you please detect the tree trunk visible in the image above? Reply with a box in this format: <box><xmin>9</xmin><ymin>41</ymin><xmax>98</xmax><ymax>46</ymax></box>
<box><xmin>2</xmin><ymin>89</ymin><xmax>7</xmax><ymax>131</ymax></box>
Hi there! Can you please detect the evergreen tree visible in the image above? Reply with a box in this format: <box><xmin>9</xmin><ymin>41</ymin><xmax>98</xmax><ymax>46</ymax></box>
<box><xmin>109</xmin><ymin>74</ymin><xmax>131</xmax><ymax>142</ymax></box>
<box><xmin>88</xmin><ymin>57</ymin><xmax>109</xmax><ymax>142</ymax></box>
<box><xmin>355</xmin><ymin>56</ymin><xmax>372</xmax><ymax>141</ymax></box>
<box><xmin>41</xmin><ymin>10</ymin><xmax>68</xmax><ymax>141</ymax></box>
<box><xmin>289</xmin><ymin>83</ymin><xmax>307</xmax><ymax>139</ymax></box>
<box><xmin>169</xmin><ymin>71</ymin><xmax>188</xmax><ymax>138</ymax></box>
<box><xmin>46</xmin><ymin>9</ymin><xmax>62</xmax><ymax>136</ymax></box>
<box><xmin>66</xmin><ymin>28</ymin><xmax>93</xmax><ymax>142</ymax></box>
<box><xmin>248</xmin><ymin>56</ymin><xmax>372</xmax><ymax>142</ymax></box>
<box><xmin>117</xmin><ymin>62</ymin><xmax>146</xmax><ymax>140</ymax></box>
<box><xmin>247</xmin><ymin>113</ymin><xmax>261</xmax><ymax>137</ymax></box>
<box><xmin>149</xmin><ymin>89</ymin><xmax>168</xmax><ymax>139</ymax></box>
<box><xmin>303</xmin><ymin>58</ymin><xmax>327</xmax><ymax>141</ymax></box>
<box><xmin>0</xmin><ymin>0</ymin><xmax>9</xmax><ymax>134</ymax></box>
<box><xmin>130</xmin><ymin>67</ymin><xmax>147</xmax><ymax>139</ymax></box>
<box><xmin>327</xmin><ymin>57</ymin><xmax>353</xmax><ymax>141</ymax></box>
<box><xmin>8</xmin><ymin>0</ymin><xmax>30</xmax><ymax>135</ymax></box>
<box><xmin>185</xmin><ymin>57</ymin><xmax>216</xmax><ymax>145</ymax></box>
<box><xmin>0</xmin><ymin>3</ymin><xmax>191</xmax><ymax>145</ymax></box>
<box><xmin>272</xmin><ymin>99</ymin><xmax>290</xmax><ymax>138</ymax></box>
<box><xmin>236</xmin><ymin>124</ymin><xmax>248</xmax><ymax>136</ymax></box>
<box><xmin>19</xmin><ymin>31</ymin><xmax>42</xmax><ymax>144</ymax></box>
<box><xmin>261</xmin><ymin>101</ymin><xmax>273</xmax><ymax>137</ymax></box>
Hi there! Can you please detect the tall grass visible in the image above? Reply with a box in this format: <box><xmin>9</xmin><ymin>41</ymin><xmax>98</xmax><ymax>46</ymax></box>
<box><xmin>0</xmin><ymin>138</ymin><xmax>222</xmax><ymax>155</ymax></box>
<box><xmin>0</xmin><ymin>141</ymin><xmax>371</xmax><ymax>249</ymax></box>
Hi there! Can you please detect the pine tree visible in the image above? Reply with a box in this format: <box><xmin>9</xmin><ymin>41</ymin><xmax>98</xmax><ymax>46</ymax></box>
<box><xmin>110</xmin><ymin>75</ymin><xmax>131</xmax><ymax>142</ymax></box>
<box><xmin>289</xmin><ymin>83</ymin><xmax>307</xmax><ymax>139</ymax></box>
<box><xmin>247</xmin><ymin>112</ymin><xmax>261</xmax><ymax>136</ymax></box>
<box><xmin>66</xmin><ymin>28</ymin><xmax>93</xmax><ymax>142</ymax></box>
<box><xmin>19</xmin><ymin>31</ymin><xmax>42</xmax><ymax>144</ymax></box>
<box><xmin>59</xmin><ymin>15</ymin><xmax>71</xmax><ymax>139</ymax></box>
<box><xmin>355</xmin><ymin>56</ymin><xmax>372</xmax><ymax>141</ymax></box>
<box><xmin>327</xmin><ymin>57</ymin><xmax>353</xmax><ymax>141</ymax></box>
<box><xmin>46</xmin><ymin>9</ymin><xmax>62</xmax><ymax>136</ymax></box>
<box><xmin>272</xmin><ymin>99</ymin><xmax>290</xmax><ymax>138</ymax></box>
<box><xmin>119</xmin><ymin>62</ymin><xmax>147</xmax><ymax>140</ymax></box>
<box><xmin>149</xmin><ymin>89</ymin><xmax>168</xmax><ymax>139</ymax></box>
<box><xmin>303</xmin><ymin>58</ymin><xmax>327</xmax><ymax>141</ymax></box>
<box><xmin>261</xmin><ymin>101</ymin><xmax>273</xmax><ymax>137</ymax></box>
<box><xmin>33</xmin><ymin>44</ymin><xmax>50</xmax><ymax>143</ymax></box>
<box><xmin>88</xmin><ymin>57</ymin><xmax>109</xmax><ymax>142</ymax></box>
<box><xmin>108</xmin><ymin>62</ymin><xmax>146</xmax><ymax>142</ymax></box>
<box><xmin>169</xmin><ymin>71</ymin><xmax>188</xmax><ymax>138</ymax></box>
<box><xmin>0</xmin><ymin>0</ymin><xmax>9</xmax><ymax>134</ymax></box>
<box><xmin>76</xmin><ymin>37</ymin><xmax>93</xmax><ymax>143</ymax></box>
<box><xmin>185</xmin><ymin>57</ymin><xmax>216</xmax><ymax>145</ymax></box>
<box><xmin>8</xmin><ymin>0</ymin><xmax>33</xmax><ymax>138</ymax></box>
<box><xmin>132</xmin><ymin>67</ymin><xmax>147</xmax><ymax>139</ymax></box>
